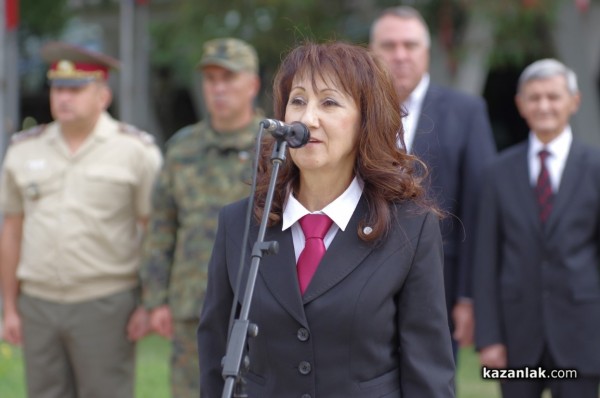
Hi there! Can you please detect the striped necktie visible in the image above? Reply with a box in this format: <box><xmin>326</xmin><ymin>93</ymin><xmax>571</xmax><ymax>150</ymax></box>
<box><xmin>535</xmin><ymin>149</ymin><xmax>553</xmax><ymax>224</ymax></box>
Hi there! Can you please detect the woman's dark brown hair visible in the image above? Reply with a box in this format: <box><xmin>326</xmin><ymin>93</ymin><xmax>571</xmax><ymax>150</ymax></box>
<box><xmin>254</xmin><ymin>41</ymin><xmax>433</xmax><ymax>242</ymax></box>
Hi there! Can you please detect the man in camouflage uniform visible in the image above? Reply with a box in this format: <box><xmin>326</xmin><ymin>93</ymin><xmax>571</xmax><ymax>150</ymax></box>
<box><xmin>140</xmin><ymin>37</ymin><xmax>262</xmax><ymax>398</ymax></box>
<box><xmin>0</xmin><ymin>42</ymin><xmax>162</xmax><ymax>398</ymax></box>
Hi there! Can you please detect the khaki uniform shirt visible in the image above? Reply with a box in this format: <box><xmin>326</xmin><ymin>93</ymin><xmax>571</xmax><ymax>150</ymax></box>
<box><xmin>0</xmin><ymin>112</ymin><xmax>162</xmax><ymax>303</ymax></box>
<box><xmin>140</xmin><ymin>115</ymin><xmax>262</xmax><ymax>320</ymax></box>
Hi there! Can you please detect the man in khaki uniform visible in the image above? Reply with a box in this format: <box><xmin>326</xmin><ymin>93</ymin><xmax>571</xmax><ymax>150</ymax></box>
<box><xmin>140</xmin><ymin>37</ymin><xmax>262</xmax><ymax>398</ymax></box>
<box><xmin>0</xmin><ymin>41</ymin><xmax>162</xmax><ymax>398</ymax></box>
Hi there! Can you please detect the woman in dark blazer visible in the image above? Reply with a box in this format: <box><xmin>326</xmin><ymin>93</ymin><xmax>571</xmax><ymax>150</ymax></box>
<box><xmin>198</xmin><ymin>41</ymin><xmax>455</xmax><ymax>398</ymax></box>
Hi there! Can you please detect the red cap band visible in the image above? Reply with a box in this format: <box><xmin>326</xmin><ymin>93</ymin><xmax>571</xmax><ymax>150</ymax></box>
<box><xmin>48</xmin><ymin>60</ymin><xmax>109</xmax><ymax>81</ymax></box>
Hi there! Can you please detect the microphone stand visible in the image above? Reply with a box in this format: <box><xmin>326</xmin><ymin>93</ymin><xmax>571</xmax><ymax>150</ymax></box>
<box><xmin>221</xmin><ymin>138</ymin><xmax>289</xmax><ymax>398</ymax></box>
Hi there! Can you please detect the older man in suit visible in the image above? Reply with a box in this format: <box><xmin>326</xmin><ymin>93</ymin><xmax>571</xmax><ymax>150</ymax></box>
<box><xmin>370</xmin><ymin>6</ymin><xmax>497</xmax><ymax>354</ymax></box>
<box><xmin>474</xmin><ymin>59</ymin><xmax>600</xmax><ymax>397</ymax></box>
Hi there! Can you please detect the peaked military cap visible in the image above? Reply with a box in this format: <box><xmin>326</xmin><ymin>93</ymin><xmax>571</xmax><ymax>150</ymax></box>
<box><xmin>198</xmin><ymin>38</ymin><xmax>258</xmax><ymax>74</ymax></box>
<box><xmin>41</xmin><ymin>41</ymin><xmax>121</xmax><ymax>87</ymax></box>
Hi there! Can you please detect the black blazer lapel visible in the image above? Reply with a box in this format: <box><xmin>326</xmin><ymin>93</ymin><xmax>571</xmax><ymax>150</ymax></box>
<box><xmin>513</xmin><ymin>144</ymin><xmax>543</xmax><ymax>236</ymax></box>
<box><xmin>302</xmin><ymin>198</ymin><xmax>375</xmax><ymax>304</ymax></box>
<box><xmin>252</xmin><ymin>223</ymin><xmax>308</xmax><ymax>327</ymax></box>
<box><xmin>545</xmin><ymin>142</ymin><xmax>585</xmax><ymax>235</ymax></box>
<box><xmin>411</xmin><ymin>85</ymin><xmax>437</xmax><ymax>158</ymax></box>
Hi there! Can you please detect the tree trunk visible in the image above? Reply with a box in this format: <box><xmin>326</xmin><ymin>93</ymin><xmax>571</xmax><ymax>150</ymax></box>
<box><xmin>452</xmin><ymin>10</ymin><xmax>493</xmax><ymax>96</ymax></box>
<box><xmin>119</xmin><ymin>0</ymin><xmax>134</xmax><ymax>124</ymax></box>
<box><xmin>553</xmin><ymin>0</ymin><xmax>600</xmax><ymax>146</ymax></box>
<box><xmin>134</xmin><ymin>3</ymin><xmax>163</xmax><ymax>144</ymax></box>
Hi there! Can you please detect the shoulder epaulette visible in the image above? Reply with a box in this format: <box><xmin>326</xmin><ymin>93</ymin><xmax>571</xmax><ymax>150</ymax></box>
<box><xmin>118</xmin><ymin>123</ymin><xmax>155</xmax><ymax>145</ymax></box>
<box><xmin>10</xmin><ymin>124</ymin><xmax>47</xmax><ymax>145</ymax></box>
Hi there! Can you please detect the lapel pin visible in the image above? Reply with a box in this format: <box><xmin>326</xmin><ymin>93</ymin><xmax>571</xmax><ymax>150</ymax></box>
<box><xmin>363</xmin><ymin>226</ymin><xmax>373</xmax><ymax>235</ymax></box>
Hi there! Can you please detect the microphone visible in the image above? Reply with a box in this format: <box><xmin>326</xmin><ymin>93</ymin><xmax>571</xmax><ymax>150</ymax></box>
<box><xmin>261</xmin><ymin>119</ymin><xmax>310</xmax><ymax>148</ymax></box>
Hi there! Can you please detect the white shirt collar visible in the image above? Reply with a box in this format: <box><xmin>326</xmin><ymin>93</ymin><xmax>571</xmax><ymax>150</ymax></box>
<box><xmin>400</xmin><ymin>74</ymin><xmax>430</xmax><ymax>152</ymax></box>
<box><xmin>406</xmin><ymin>73</ymin><xmax>430</xmax><ymax>109</ymax></box>
<box><xmin>528</xmin><ymin>126</ymin><xmax>573</xmax><ymax>190</ymax></box>
<box><xmin>282</xmin><ymin>176</ymin><xmax>364</xmax><ymax>232</ymax></box>
<box><xmin>528</xmin><ymin>126</ymin><xmax>572</xmax><ymax>161</ymax></box>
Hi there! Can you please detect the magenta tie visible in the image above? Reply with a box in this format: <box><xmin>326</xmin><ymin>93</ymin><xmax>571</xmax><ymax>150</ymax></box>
<box><xmin>297</xmin><ymin>214</ymin><xmax>333</xmax><ymax>294</ymax></box>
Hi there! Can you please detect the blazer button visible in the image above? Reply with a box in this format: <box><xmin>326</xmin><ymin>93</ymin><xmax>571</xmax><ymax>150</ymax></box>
<box><xmin>297</xmin><ymin>328</ymin><xmax>310</xmax><ymax>342</ymax></box>
<box><xmin>301</xmin><ymin>394</ymin><xmax>312</xmax><ymax>398</ymax></box>
<box><xmin>298</xmin><ymin>361</ymin><xmax>312</xmax><ymax>375</ymax></box>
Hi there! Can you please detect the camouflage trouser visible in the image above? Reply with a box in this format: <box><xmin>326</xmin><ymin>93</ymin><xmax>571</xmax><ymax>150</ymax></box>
<box><xmin>171</xmin><ymin>319</ymin><xmax>200</xmax><ymax>398</ymax></box>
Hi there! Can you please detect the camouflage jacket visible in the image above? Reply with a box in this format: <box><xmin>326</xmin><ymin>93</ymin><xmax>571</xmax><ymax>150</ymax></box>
<box><xmin>140</xmin><ymin>115</ymin><xmax>262</xmax><ymax>320</ymax></box>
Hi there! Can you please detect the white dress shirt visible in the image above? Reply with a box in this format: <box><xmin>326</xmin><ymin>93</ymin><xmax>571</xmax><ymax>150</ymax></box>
<box><xmin>400</xmin><ymin>73</ymin><xmax>430</xmax><ymax>153</ymax></box>
<box><xmin>528</xmin><ymin>127</ymin><xmax>573</xmax><ymax>192</ymax></box>
<box><xmin>282</xmin><ymin>176</ymin><xmax>364</xmax><ymax>262</ymax></box>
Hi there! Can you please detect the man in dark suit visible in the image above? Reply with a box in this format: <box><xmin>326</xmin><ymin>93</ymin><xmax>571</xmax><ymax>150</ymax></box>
<box><xmin>474</xmin><ymin>58</ymin><xmax>600</xmax><ymax>397</ymax></box>
<box><xmin>370</xmin><ymin>6</ymin><xmax>497</xmax><ymax>353</ymax></box>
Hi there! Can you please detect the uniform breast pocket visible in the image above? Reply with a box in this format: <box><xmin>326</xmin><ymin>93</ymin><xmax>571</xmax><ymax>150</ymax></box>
<box><xmin>84</xmin><ymin>166</ymin><xmax>135</xmax><ymax>211</ymax></box>
<box><xmin>18</xmin><ymin>171</ymin><xmax>62</xmax><ymax>204</ymax></box>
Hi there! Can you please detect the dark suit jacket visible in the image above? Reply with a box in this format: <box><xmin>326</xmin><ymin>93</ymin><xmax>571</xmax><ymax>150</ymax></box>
<box><xmin>474</xmin><ymin>139</ymin><xmax>600</xmax><ymax>374</ymax></box>
<box><xmin>198</xmin><ymin>197</ymin><xmax>455</xmax><ymax>397</ymax></box>
<box><xmin>412</xmin><ymin>83</ymin><xmax>497</xmax><ymax>315</ymax></box>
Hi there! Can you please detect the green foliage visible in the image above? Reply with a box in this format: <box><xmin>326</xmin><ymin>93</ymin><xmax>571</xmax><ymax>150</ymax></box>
<box><xmin>15</xmin><ymin>0</ymin><xmax>600</xmax><ymax>77</ymax></box>
<box><xmin>376</xmin><ymin>0</ymin><xmax>561</xmax><ymax>68</ymax></box>
<box><xmin>149</xmin><ymin>0</ymin><xmax>358</xmax><ymax>85</ymax></box>
<box><xmin>146</xmin><ymin>0</ymin><xmax>581</xmax><ymax>95</ymax></box>
<box><xmin>19</xmin><ymin>0</ymin><xmax>72</xmax><ymax>36</ymax></box>
<box><xmin>481</xmin><ymin>1</ymin><xmax>560</xmax><ymax>66</ymax></box>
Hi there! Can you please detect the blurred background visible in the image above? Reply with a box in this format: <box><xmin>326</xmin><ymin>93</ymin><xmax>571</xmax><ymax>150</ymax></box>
<box><xmin>0</xmin><ymin>0</ymin><xmax>599</xmax><ymax>156</ymax></box>
<box><xmin>0</xmin><ymin>1</ymin><xmax>599</xmax><ymax>396</ymax></box>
